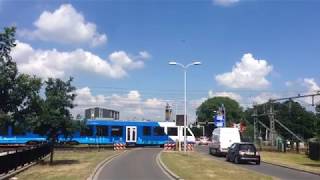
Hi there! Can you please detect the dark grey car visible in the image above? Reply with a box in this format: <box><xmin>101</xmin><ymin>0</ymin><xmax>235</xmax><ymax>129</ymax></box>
<box><xmin>226</xmin><ymin>142</ymin><xmax>260</xmax><ymax>165</ymax></box>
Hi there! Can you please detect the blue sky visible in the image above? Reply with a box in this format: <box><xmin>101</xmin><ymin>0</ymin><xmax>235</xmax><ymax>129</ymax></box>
<box><xmin>1</xmin><ymin>0</ymin><xmax>319</xmax><ymax>121</ymax></box>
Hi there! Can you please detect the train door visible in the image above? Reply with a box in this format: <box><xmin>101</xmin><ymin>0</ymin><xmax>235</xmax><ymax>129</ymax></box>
<box><xmin>126</xmin><ymin>126</ymin><xmax>137</xmax><ymax>143</ymax></box>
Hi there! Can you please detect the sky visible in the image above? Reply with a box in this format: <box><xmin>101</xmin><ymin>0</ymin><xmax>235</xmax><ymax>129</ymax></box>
<box><xmin>1</xmin><ymin>0</ymin><xmax>320</xmax><ymax>122</ymax></box>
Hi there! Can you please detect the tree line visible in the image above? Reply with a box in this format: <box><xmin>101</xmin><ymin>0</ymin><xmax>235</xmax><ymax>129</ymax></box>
<box><xmin>196</xmin><ymin>96</ymin><xmax>320</xmax><ymax>142</ymax></box>
<box><xmin>0</xmin><ymin>27</ymin><xmax>79</xmax><ymax>164</ymax></box>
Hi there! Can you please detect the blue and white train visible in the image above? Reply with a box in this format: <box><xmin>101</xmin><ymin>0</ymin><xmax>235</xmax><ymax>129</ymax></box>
<box><xmin>0</xmin><ymin>119</ymin><xmax>196</xmax><ymax>145</ymax></box>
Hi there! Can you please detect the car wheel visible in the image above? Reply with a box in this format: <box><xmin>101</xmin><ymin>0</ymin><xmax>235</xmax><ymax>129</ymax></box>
<box><xmin>234</xmin><ymin>156</ymin><xmax>240</xmax><ymax>164</ymax></box>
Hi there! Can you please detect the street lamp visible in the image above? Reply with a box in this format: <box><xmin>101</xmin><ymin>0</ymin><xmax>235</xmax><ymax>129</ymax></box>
<box><xmin>169</xmin><ymin>61</ymin><xmax>201</xmax><ymax>152</ymax></box>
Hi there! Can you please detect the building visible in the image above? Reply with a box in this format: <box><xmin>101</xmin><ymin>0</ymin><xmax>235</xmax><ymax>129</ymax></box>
<box><xmin>85</xmin><ymin>107</ymin><xmax>119</xmax><ymax>120</ymax></box>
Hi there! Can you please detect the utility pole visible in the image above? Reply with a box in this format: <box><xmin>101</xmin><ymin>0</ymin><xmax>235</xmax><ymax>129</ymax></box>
<box><xmin>253</xmin><ymin>106</ymin><xmax>258</xmax><ymax>144</ymax></box>
<box><xmin>268</xmin><ymin>102</ymin><xmax>275</xmax><ymax>148</ymax></box>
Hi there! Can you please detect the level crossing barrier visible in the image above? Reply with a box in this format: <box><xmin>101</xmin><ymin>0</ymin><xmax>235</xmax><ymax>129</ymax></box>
<box><xmin>164</xmin><ymin>143</ymin><xmax>176</xmax><ymax>151</ymax></box>
<box><xmin>113</xmin><ymin>143</ymin><xmax>126</xmax><ymax>151</ymax></box>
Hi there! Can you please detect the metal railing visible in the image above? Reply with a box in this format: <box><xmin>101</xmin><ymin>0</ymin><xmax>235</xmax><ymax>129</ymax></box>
<box><xmin>0</xmin><ymin>143</ymin><xmax>51</xmax><ymax>175</ymax></box>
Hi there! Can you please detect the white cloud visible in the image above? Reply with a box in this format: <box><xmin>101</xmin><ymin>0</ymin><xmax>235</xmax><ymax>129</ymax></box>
<box><xmin>11</xmin><ymin>41</ymin><xmax>149</xmax><ymax>79</ymax></box>
<box><xmin>285</xmin><ymin>81</ymin><xmax>293</xmax><ymax>87</ymax></box>
<box><xmin>145</xmin><ymin>98</ymin><xmax>165</xmax><ymax>108</ymax></box>
<box><xmin>139</xmin><ymin>51</ymin><xmax>151</xmax><ymax>59</ymax></box>
<box><xmin>215</xmin><ymin>53</ymin><xmax>273</xmax><ymax>89</ymax></box>
<box><xmin>251</xmin><ymin>92</ymin><xmax>280</xmax><ymax>104</ymax></box>
<box><xmin>19</xmin><ymin>4</ymin><xmax>106</xmax><ymax>47</ymax></box>
<box><xmin>302</xmin><ymin>78</ymin><xmax>320</xmax><ymax>105</ymax></box>
<box><xmin>73</xmin><ymin>88</ymin><xmax>168</xmax><ymax>120</ymax></box>
<box><xmin>74</xmin><ymin>87</ymin><xmax>106</xmax><ymax>106</ymax></box>
<box><xmin>303</xmin><ymin>78</ymin><xmax>320</xmax><ymax>93</ymax></box>
<box><xmin>208</xmin><ymin>90</ymin><xmax>242</xmax><ymax>102</ymax></box>
<box><xmin>213</xmin><ymin>0</ymin><xmax>240</xmax><ymax>6</ymax></box>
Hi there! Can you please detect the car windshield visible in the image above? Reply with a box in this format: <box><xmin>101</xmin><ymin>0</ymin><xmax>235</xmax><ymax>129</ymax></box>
<box><xmin>239</xmin><ymin>144</ymin><xmax>256</xmax><ymax>152</ymax></box>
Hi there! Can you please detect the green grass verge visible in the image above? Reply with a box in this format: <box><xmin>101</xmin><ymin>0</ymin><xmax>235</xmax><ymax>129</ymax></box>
<box><xmin>261</xmin><ymin>151</ymin><xmax>320</xmax><ymax>174</ymax></box>
<box><xmin>15</xmin><ymin>149</ymin><xmax>117</xmax><ymax>180</ymax></box>
<box><xmin>161</xmin><ymin>151</ymin><xmax>274</xmax><ymax>180</ymax></box>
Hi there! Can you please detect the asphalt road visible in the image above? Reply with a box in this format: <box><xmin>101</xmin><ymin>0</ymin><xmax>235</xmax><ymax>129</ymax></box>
<box><xmin>196</xmin><ymin>145</ymin><xmax>320</xmax><ymax>180</ymax></box>
<box><xmin>96</xmin><ymin>148</ymin><xmax>170</xmax><ymax>180</ymax></box>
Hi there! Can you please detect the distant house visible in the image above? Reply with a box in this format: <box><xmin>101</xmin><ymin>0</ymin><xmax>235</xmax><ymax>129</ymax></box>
<box><xmin>84</xmin><ymin>107</ymin><xmax>119</xmax><ymax>120</ymax></box>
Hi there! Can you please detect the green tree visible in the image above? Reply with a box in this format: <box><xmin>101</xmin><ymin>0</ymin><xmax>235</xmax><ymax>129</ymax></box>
<box><xmin>275</xmin><ymin>100</ymin><xmax>316</xmax><ymax>140</ymax></box>
<box><xmin>0</xmin><ymin>27</ymin><xmax>42</xmax><ymax>131</ymax></box>
<box><xmin>197</xmin><ymin>97</ymin><xmax>243</xmax><ymax>124</ymax></box>
<box><xmin>30</xmin><ymin>78</ymin><xmax>76</xmax><ymax>164</ymax></box>
<box><xmin>196</xmin><ymin>97</ymin><xmax>243</xmax><ymax>136</ymax></box>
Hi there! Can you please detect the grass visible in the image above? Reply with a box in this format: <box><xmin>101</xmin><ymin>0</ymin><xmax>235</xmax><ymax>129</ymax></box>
<box><xmin>161</xmin><ymin>151</ymin><xmax>274</xmax><ymax>180</ymax></box>
<box><xmin>260</xmin><ymin>151</ymin><xmax>320</xmax><ymax>174</ymax></box>
<box><xmin>15</xmin><ymin>148</ymin><xmax>118</xmax><ymax>180</ymax></box>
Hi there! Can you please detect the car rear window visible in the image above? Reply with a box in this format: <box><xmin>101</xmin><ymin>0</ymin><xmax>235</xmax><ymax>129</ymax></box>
<box><xmin>239</xmin><ymin>144</ymin><xmax>256</xmax><ymax>151</ymax></box>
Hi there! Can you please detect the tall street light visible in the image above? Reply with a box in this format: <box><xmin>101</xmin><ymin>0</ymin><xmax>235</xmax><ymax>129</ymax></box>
<box><xmin>169</xmin><ymin>61</ymin><xmax>201</xmax><ymax>152</ymax></box>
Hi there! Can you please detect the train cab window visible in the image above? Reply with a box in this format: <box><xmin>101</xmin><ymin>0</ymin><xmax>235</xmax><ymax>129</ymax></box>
<box><xmin>143</xmin><ymin>126</ymin><xmax>151</xmax><ymax>136</ymax></box>
<box><xmin>182</xmin><ymin>128</ymin><xmax>192</xmax><ymax>136</ymax></box>
<box><xmin>96</xmin><ymin>126</ymin><xmax>108</xmax><ymax>136</ymax></box>
<box><xmin>80</xmin><ymin>125</ymin><xmax>93</xmax><ymax>136</ymax></box>
<box><xmin>167</xmin><ymin>127</ymin><xmax>178</xmax><ymax>136</ymax></box>
<box><xmin>153</xmin><ymin>127</ymin><xmax>165</xmax><ymax>136</ymax></box>
<box><xmin>111</xmin><ymin>126</ymin><xmax>123</xmax><ymax>137</ymax></box>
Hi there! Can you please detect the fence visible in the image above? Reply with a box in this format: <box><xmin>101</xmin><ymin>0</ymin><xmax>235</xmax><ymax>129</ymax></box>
<box><xmin>309</xmin><ymin>141</ymin><xmax>320</xmax><ymax>160</ymax></box>
<box><xmin>0</xmin><ymin>143</ymin><xmax>51</xmax><ymax>175</ymax></box>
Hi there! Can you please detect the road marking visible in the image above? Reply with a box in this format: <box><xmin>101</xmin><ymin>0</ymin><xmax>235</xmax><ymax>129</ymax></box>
<box><xmin>156</xmin><ymin>151</ymin><xmax>182</xmax><ymax>180</ymax></box>
<box><xmin>90</xmin><ymin>150</ymin><xmax>128</xmax><ymax>180</ymax></box>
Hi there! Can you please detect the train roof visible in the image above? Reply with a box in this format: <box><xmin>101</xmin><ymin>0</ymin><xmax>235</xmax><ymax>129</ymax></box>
<box><xmin>86</xmin><ymin>119</ymin><xmax>176</xmax><ymax>126</ymax></box>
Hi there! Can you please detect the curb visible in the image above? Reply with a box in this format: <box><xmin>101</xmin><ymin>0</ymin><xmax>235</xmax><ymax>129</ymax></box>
<box><xmin>0</xmin><ymin>155</ymin><xmax>50</xmax><ymax>180</ymax></box>
<box><xmin>88</xmin><ymin>150</ymin><xmax>126</xmax><ymax>180</ymax></box>
<box><xmin>262</xmin><ymin>161</ymin><xmax>320</xmax><ymax>176</ymax></box>
<box><xmin>156</xmin><ymin>151</ymin><xmax>182</xmax><ymax>180</ymax></box>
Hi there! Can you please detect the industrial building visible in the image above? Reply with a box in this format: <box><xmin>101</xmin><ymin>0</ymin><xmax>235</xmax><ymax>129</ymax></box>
<box><xmin>85</xmin><ymin>107</ymin><xmax>119</xmax><ymax>120</ymax></box>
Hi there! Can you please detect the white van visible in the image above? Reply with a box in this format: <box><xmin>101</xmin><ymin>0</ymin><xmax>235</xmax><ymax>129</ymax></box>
<box><xmin>209</xmin><ymin>127</ymin><xmax>241</xmax><ymax>155</ymax></box>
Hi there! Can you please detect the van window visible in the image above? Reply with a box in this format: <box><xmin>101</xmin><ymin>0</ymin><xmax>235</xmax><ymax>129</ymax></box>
<box><xmin>111</xmin><ymin>126</ymin><xmax>123</xmax><ymax>137</ymax></box>
<box><xmin>213</xmin><ymin>135</ymin><xmax>219</xmax><ymax>141</ymax></box>
<box><xmin>153</xmin><ymin>127</ymin><xmax>165</xmax><ymax>136</ymax></box>
<box><xmin>143</xmin><ymin>126</ymin><xmax>151</xmax><ymax>136</ymax></box>
<box><xmin>96</xmin><ymin>126</ymin><xmax>108</xmax><ymax>136</ymax></box>
<box><xmin>167</xmin><ymin>127</ymin><xmax>178</xmax><ymax>136</ymax></box>
<box><xmin>182</xmin><ymin>128</ymin><xmax>192</xmax><ymax>136</ymax></box>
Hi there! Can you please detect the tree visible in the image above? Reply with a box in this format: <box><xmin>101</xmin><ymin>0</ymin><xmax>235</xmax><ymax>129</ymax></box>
<box><xmin>0</xmin><ymin>27</ymin><xmax>42</xmax><ymax>131</ymax></box>
<box><xmin>197</xmin><ymin>97</ymin><xmax>243</xmax><ymax>124</ymax></box>
<box><xmin>30</xmin><ymin>78</ymin><xmax>76</xmax><ymax>164</ymax></box>
<box><xmin>196</xmin><ymin>97</ymin><xmax>243</xmax><ymax>136</ymax></box>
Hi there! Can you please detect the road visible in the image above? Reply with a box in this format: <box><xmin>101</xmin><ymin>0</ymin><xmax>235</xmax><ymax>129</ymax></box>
<box><xmin>96</xmin><ymin>148</ymin><xmax>170</xmax><ymax>180</ymax></box>
<box><xmin>196</xmin><ymin>145</ymin><xmax>319</xmax><ymax>180</ymax></box>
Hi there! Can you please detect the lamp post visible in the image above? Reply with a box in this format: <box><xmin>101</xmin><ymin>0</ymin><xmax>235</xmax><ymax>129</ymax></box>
<box><xmin>169</xmin><ymin>61</ymin><xmax>201</xmax><ymax>152</ymax></box>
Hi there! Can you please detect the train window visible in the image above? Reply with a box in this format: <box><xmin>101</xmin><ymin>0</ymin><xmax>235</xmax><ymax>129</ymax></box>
<box><xmin>153</xmin><ymin>127</ymin><xmax>165</xmax><ymax>136</ymax></box>
<box><xmin>13</xmin><ymin>125</ymin><xmax>26</xmax><ymax>136</ymax></box>
<box><xmin>111</xmin><ymin>126</ymin><xmax>123</xmax><ymax>137</ymax></box>
<box><xmin>96</xmin><ymin>126</ymin><xmax>108</xmax><ymax>136</ymax></box>
<box><xmin>182</xmin><ymin>128</ymin><xmax>192</xmax><ymax>136</ymax></box>
<box><xmin>80</xmin><ymin>125</ymin><xmax>93</xmax><ymax>136</ymax></box>
<box><xmin>0</xmin><ymin>125</ymin><xmax>8</xmax><ymax>136</ymax></box>
<box><xmin>143</xmin><ymin>126</ymin><xmax>151</xmax><ymax>136</ymax></box>
<box><xmin>167</xmin><ymin>127</ymin><xmax>178</xmax><ymax>136</ymax></box>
